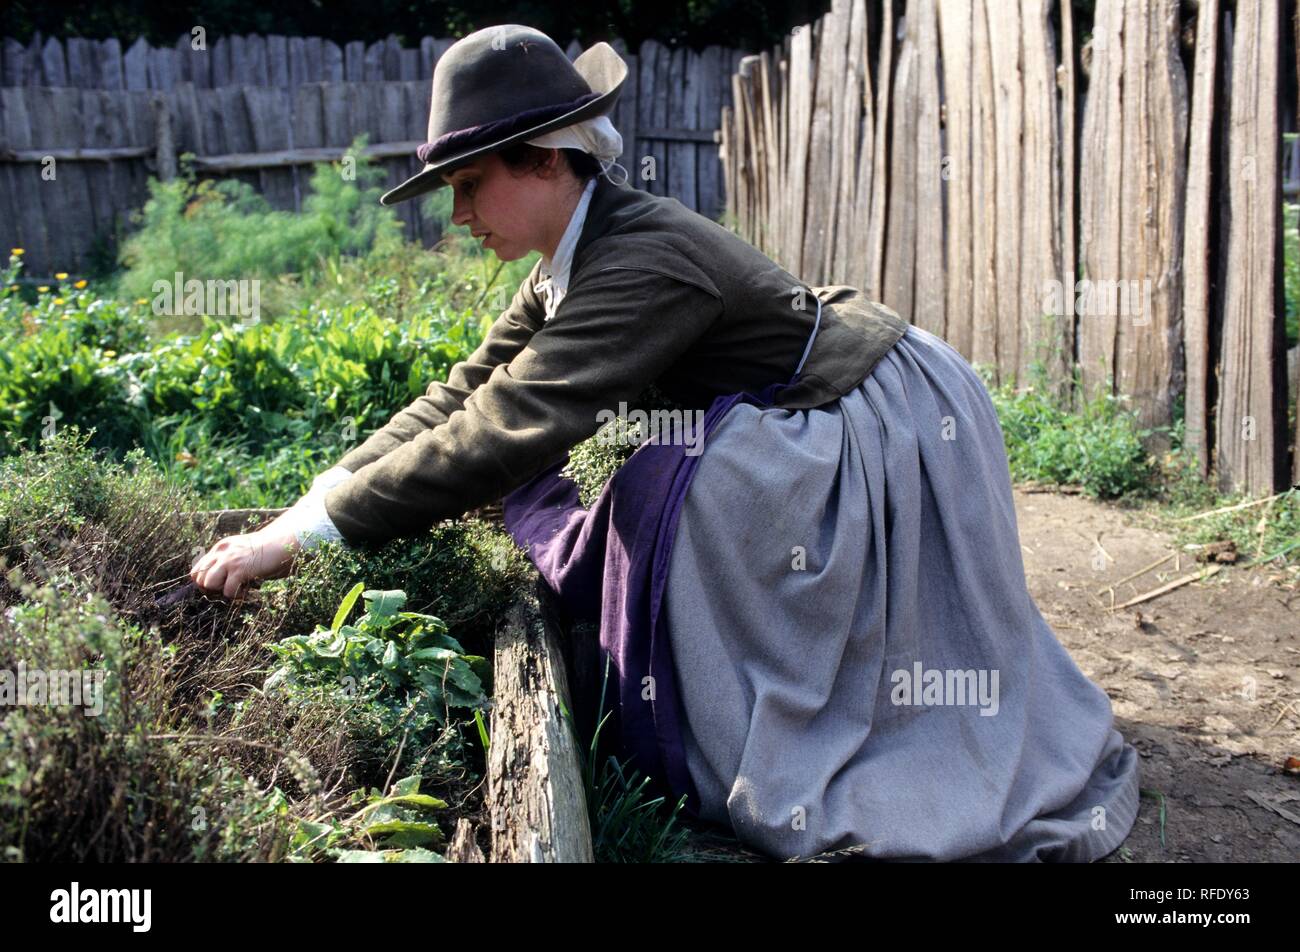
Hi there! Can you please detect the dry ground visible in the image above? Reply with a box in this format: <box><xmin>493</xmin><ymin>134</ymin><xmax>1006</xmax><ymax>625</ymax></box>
<box><xmin>1016</xmin><ymin>489</ymin><xmax>1299</xmax><ymax>863</ymax></box>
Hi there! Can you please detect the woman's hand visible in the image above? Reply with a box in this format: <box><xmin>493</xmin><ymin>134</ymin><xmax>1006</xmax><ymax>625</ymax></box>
<box><xmin>190</xmin><ymin>526</ymin><xmax>301</xmax><ymax>599</ymax></box>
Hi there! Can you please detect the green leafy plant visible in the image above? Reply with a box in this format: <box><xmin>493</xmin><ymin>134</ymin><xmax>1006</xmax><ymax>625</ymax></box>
<box><xmin>288</xmin><ymin>774</ymin><xmax>450</xmax><ymax>863</ymax></box>
<box><xmin>575</xmin><ymin>653</ymin><xmax>693</xmax><ymax>863</ymax></box>
<box><xmin>115</xmin><ymin>136</ymin><xmax>402</xmax><ymax>310</ymax></box>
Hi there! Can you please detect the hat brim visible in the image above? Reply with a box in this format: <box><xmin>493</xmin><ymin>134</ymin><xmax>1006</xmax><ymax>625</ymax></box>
<box><xmin>380</xmin><ymin>42</ymin><xmax>628</xmax><ymax>207</ymax></box>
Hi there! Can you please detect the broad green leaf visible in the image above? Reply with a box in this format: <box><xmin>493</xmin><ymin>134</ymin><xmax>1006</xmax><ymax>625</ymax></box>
<box><xmin>391</xmin><ymin>775</ymin><xmax>421</xmax><ymax>797</ymax></box>
<box><xmin>335</xmin><ymin>849</ymin><xmax>387</xmax><ymax>863</ymax></box>
<box><xmin>362</xmin><ymin>589</ymin><xmax>406</xmax><ymax>618</ymax></box>
<box><xmin>390</xmin><ymin>847</ymin><xmax>446</xmax><ymax>863</ymax></box>
<box><xmin>383</xmin><ymin>793</ymin><xmax>449</xmax><ymax>810</ymax></box>
<box><xmin>331</xmin><ymin>582</ymin><xmax>365</xmax><ymax>633</ymax></box>
<box><xmin>362</xmin><ymin>820</ymin><xmax>442</xmax><ymax>845</ymax></box>
<box><xmin>381</xmin><ymin>641</ymin><xmax>400</xmax><ymax>669</ymax></box>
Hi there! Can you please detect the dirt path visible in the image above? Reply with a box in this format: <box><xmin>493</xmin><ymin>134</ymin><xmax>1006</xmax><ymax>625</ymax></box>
<box><xmin>1015</xmin><ymin>489</ymin><xmax>1300</xmax><ymax>862</ymax></box>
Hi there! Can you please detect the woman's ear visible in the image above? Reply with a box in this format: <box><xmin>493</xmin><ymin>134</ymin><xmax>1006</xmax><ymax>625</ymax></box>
<box><xmin>539</xmin><ymin>147</ymin><xmax>566</xmax><ymax>181</ymax></box>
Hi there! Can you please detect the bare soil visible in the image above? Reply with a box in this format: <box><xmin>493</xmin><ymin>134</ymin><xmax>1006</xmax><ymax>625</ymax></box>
<box><xmin>1015</xmin><ymin>489</ymin><xmax>1300</xmax><ymax>863</ymax></box>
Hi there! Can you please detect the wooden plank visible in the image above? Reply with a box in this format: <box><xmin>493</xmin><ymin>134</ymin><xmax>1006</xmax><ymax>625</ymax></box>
<box><xmin>806</xmin><ymin>0</ymin><xmax>849</xmax><ymax>284</ymax></box>
<box><xmin>41</xmin><ymin>37</ymin><xmax>67</xmax><ymax>86</ymax></box>
<box><xmin>638</xmin><ymin>40</ymin><xmax>666</xmax><ymax>195</ymax></box>
<box><xmin>364</xmin><ymin>40</ymin><xmax>384</xmax><ymax>82</ymax></box>
<box><xmin>1182</xmin><ymin>0</ymin><xmax>1220</xmax><ymax>476</ymax></box>
<box><xmin>101</xmin><ymin>38</ymin><xmax>124</xmax><ymax>90</ymax></box>
<box><xmin>695</xmin><ymin>45</ymin><xmax>724</xmax><ymax>221</ymax></box>
<box><xmin>0</xmin><ymin>88</ymin><xmax>52</xmax><ymax>276</ymax></box>
<box><xmin>246</xmin><ymin>34</ymin><xmax>269</xmax><ymax>86</ymax></box>
<box><xmin>384</xmin><ymin>35</ymin><xmax>402</xmax><ymax>81</ymax></box>
<box><xmin>760</xmin><ymin>50</ymin><xmax>781</xmax><ymax>262</ymax></box>
<box><xmin>1114</xmin><ymin>0</ymin><xmax>1187</xmax><ymax>433</ymax></box>
<box><xmin>1058</xmin><ymin>0</ymin><xmax>1077</xmax><ymax>405</ymax></box>
<box><xmin>82</xmin><ymin>89</ymin><xmax>120</xmax><ymax>249</ymax></box>
<box><xmin>938</xmin><ymin>0</ymin><xmax>973</xmax><ymax>357</ymax></box>
<box><xmin>666</xmin><ymin>45</ymin><xmax>698</xmax><ymax>210</ymax></box>
<box><xmin>320</xmin><ymin>81</ymin><xmax>352</xmax><ymax>147</ymax></box>
<box><xmin>786</xmin><ymin>22</ymin><xmax>815</xmax><ymax>275</ymax></box>
<box><xmin>3</xmin><ymin>38</ymin><xmax>26</xmax><ymax>87</ymax></box>
<box><xmin>305</xmin><ymin>37</ymin><xmax>324</xmax><ymax>83</ymax></box>
<box><xmin>986</xmin><ymin>0</ymin><xmax>1023</xmax><ymax>381</ymax></box>
<box><xmin>173</xmin><ymin>80</ymin><xmax>205</xmax><ymax>156</ymax></box>
<box><xmin>229</xmin><ymin>34</ymin><xmax>248</xmax><ymax>84</ymax></box>
<box><xmin>1215</xmin><ymin>0</ymin><xmax>1285</xmax><ymax>494</ymax></box>
<box><xmin>289</xmin><ymin>36</ymin><xmax>308</xmax><ymax>88</ymax></box>
<box><xmin>399</xmin><ymin>48</ymin><xmax>419</xmax><ymax>81</ymax></box>
<box><xmin>967</xmin><ymin>0</ymin><xmax>1000</xmax><ymax>371</ymax></box>
<box><xmin>172</xmin><ymin>35</ymin><xmax>190</xmax><ymax>85</ymax></box>
<box><xmin>419</xmin><ymin>36</ymin><xmax>436</xmax><ymax>81</ymax></box>
<box><xmin>66</xmin><ymin>37</ymin><xmax>94</xmax><ymax>88</ymax></box>
<box><xmin>242</xmin><ymin>86</ymin><xmax>295</xmax><ymax>211</ymax></box>
<box><xmin>23</xmin><ymin>32</ymin><xmax>42</xmax><ymax>86</ymax></box>
<box><xmin>1020</xmin><ymin>0</ymin><xmax>1064</xmax><ymax>384</ymax></box>
<box><xmin>883</xmin><ymin>6</ymin><xmax>918</xmax><ymax>322</ymax></box>
<box><xmin>211</xmin><ymin>35</ymin><xmax>230</xmax><ymax>87</ymax></box>
<box><xmin>377</xmin><ymin>81</ymin><xmax>417</xmax><ymax>237</ymax></box>
<box><xmin>832</xmin><ymin>0</ymin><xmax>871</xmax><ymax>291</ymax></box>
<box><xmin>401</xmin><ymin>80</ymin><xmax>429</xmax><ymax>244</ymax></box>
<box><xmin>614</xmin><ymin>41</ymin><xmax>639</xmax><ymax>188</ymax></box>
<box><xmin>864</xmin><ymin>0</ymin><xmax>893</xmax><ymax>301</ymax></box>
<box><xmin>1078</xmin><ymin>0</ymin><xmax>1125</xmax><ymax>400</ymax></box>
<box><xmin>34</xmin><ymin>87</ymin><xmax>93</xmax><ymax>272</ymax></box>
<box><xmin>188</xmin><ymin>33</ymin><xmax>211</xmax><ymax>88</ymax></box>
<box><xmin>487</xmin><ymin>579</ymin><xmax>594</xmax><ymax>863</ymax></box>
<box><xmin>98</xmin><ymin>86</ymin><xmax>135</xmax><ymax>264</ymax></box>
<box><xmin>217</xmin><ymin>84</ymin><xmax>259</xmax><ymax>193</ymax></box>
<box><xmin>267</xmin><ymin>35</ymin><xmax>289</xmax><ymax>89</ymax></box>
<box><xmin>149</xmin><ymin>45</ymin><xmax>180</xmax><ymax>89</ymax></box>
<box><xmin>323</xmin><ymin>40</ymin><xmax>343</xmax><ymax>82</ymax></box>
<box><xmin>345</xmin><ymin>40</ymin><xmax>365</xmax><ymax>81</ymax></box>
<box><xmin>914</xmin><ymin>0</ymin><xmax>945</xmax><ymax>336</ymax></box>
<box><xmin>124</xmin><ymin>37</ymin><xmax>149</xmax><ymax>90</ymax></box>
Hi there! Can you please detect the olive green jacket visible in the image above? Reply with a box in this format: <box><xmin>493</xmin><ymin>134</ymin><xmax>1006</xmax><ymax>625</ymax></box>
<box><xmin>325</xmin><ymin>174</ymin><xmax>907</xmax><ymax>545</ymax></box>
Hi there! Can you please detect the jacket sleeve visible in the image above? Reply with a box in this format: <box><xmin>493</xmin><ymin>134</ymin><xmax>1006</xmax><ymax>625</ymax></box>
<box><xmin>323</xmin><ymin>261</ymin><xmax>724</xmax><ymax>545</ymax></box>
<box><xmin>333</xmin><ymin>259</ymin><xmax>548</xmax><ymax>474</ymax></box>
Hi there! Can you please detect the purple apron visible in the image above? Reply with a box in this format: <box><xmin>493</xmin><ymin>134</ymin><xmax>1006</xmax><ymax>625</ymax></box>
<box><xmin>502</xmin><ymin>297</ymin><xmax>824</xmax><ymax>818</ymax></box>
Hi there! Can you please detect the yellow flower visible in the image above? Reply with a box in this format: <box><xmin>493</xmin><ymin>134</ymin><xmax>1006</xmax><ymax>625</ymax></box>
<box><xmin>135</xmin><ymin>298</ymin><xmax>148</xmax><ymax>305</ymax></box>
<box><xmin>103</xmin><ymin>350</ymin><xmax>117</xmax><ymax>358</ymax></box>
<box><xmin>37</xmin><ymin>285</ymin><xmax>49</xmax><ymax>293</ymax></box>
<box><xmin>55</xmin><ymin>272</ymin><xmax>68</xmax><ymax>280</ymax></box>
<box><xmin>74</xmin><ymin>279</ymin><xmax>87</xmax><ymax>289</ymax></box>
<box><xmin>53</xmin><ymin>298</ymin><xmax>65</xmax><ymax>305</ymax></box>
<box><xmin>10</xmin><ymin>248</ymin><xmax>23</xmax><ymax>256</ymax></box>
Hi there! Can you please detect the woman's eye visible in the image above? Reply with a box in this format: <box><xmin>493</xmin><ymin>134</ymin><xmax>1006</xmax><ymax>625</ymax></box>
<box><xmin>459</xmin><ymin>180</ymin><xmax>475</xmax><ymax>197</ymax></box>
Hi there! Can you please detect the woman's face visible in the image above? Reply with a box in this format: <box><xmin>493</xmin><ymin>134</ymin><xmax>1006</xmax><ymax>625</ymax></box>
<box><xmin>442</xmin><ymin>152</ymin><xmax>567</xmax><ymax>261</ymax></box>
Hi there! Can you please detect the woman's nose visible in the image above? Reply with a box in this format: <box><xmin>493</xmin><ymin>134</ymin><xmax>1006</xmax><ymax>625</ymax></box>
<box><xmin>451</xmin><ymin>194</ymin><xmax>472</xmax><ymax>226</ymax></box>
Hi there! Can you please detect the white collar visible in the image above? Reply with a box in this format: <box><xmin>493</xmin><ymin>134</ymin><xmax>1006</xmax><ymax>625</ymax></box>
<box><xmin>536</xmin><ymin>176</ymin><xmax>597</xmax><ymax>320</ymax></box>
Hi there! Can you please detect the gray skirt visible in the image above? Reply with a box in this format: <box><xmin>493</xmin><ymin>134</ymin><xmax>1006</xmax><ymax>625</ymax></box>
<box><xmin>663</xmin><ymin>324</ymin><xmax>1140</xmax><ymax>862</ymax></box>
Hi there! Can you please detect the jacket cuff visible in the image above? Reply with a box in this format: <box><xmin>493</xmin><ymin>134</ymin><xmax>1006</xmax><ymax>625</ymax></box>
<box><xmin>280</xmin><ymin>466</ymin><xmax>355</xmax><ymax>550</ymax></box>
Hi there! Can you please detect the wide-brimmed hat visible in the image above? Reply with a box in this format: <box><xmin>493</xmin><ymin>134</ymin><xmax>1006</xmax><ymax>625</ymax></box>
<box><xmin>380</xmin><ymin>25</ymin><xmax>628</xmax><ymax>206</ymax></box>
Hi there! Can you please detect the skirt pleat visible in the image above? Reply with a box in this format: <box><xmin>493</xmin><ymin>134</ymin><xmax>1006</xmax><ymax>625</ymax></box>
<box><xmin>663</xmin><ymin>324</ymin><xmax>1140</xmax><ymax>861</ymax></box>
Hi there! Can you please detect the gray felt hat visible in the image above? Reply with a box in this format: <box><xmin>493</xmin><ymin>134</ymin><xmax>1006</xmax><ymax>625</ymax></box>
<box><xmin>380</xmin><ymin>25</ymin><xmax>628</xmax><ymax>206</ymax></box>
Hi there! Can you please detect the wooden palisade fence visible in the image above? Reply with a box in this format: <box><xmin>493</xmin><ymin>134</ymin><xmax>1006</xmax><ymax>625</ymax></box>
<box><xmin>0</xmin><ymin>33</ymin><xmax>745</xmax><ymax>278</ymax></box>
<box><xmin>720</xmin><ymin>0</ymin><xmax>1298</xmax><ymax>496</ymax></box>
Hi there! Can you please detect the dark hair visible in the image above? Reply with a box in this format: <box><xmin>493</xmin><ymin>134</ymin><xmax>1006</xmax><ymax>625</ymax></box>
<box><xmin>497</xmin><ymin>142</ymin><xmax>603</xmax><ymax>182</ymax></box>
